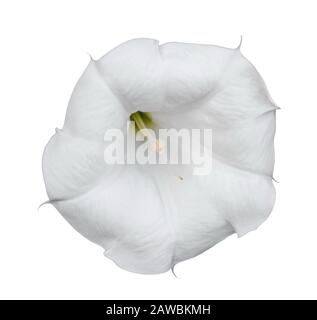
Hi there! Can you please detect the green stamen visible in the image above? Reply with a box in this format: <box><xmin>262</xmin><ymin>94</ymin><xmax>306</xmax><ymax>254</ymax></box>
<box><xmin>130</xmin><ymin>111</ymin><xmax>155</xmax><ymax>132</ymax></box>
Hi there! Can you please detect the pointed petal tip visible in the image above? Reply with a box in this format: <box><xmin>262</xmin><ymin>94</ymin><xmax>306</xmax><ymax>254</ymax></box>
<box><xmin>38</xmin><ymin>198</ymin><xmax>64</xmax><ymax>211</ymax></box>
<box><xmin>272</xmin><ymin>176</ymin><xmax>279</xmax><ymax>183</ymax></box>
<box><xmin>38</xmin><ymin>199</ymin><xmax>53</xmax><ymax>211</ymax></box>
<box><xmin>86</xmin><ymin>51</ymin><xmax>95</xmax><ymax>62</ymax></box>
<box><xmin>171</xmin><ymin>265</ymin><xmax>179</xmax><ymax>279</ymax></box>
<box><xmin>236</xmin><ymin>35</ymin><xmax>243</xmax><ymax>50</ymax></box>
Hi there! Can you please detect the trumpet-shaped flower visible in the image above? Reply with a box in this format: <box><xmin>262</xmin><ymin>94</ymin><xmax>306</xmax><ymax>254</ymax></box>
<box><xmin>42</xmin><ymin>38</ymin><xmax>277</xmax><ymax>274</ymax></box>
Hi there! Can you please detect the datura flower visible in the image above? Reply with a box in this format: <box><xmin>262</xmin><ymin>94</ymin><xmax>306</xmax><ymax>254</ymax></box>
<box><xmin>42</xmin><ymin>38</ymin><xmax>277</xmax><ymax>274</ymax></box>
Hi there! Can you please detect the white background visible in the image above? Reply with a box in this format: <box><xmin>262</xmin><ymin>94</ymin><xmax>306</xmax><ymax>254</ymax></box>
<box><xmin>0</xmin><ymin>0</ymin><xmax>316</xmax><ymax>300</ymax></box>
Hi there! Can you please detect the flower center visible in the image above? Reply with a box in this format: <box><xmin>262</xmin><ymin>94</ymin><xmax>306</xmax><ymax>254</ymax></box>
<box><xmin>129</xmin><ymin>111</ymin><xmax>155</xmax><ymax>132</ymax></box>
<box><xmin>130</xmin><ymin>111</ymin><xmax>164</xmax><ymax>154</ymax></box>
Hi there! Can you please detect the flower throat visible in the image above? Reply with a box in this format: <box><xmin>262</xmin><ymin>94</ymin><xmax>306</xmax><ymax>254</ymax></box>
<box><xmin>129</xmin><ymin>111</ymin><xmax>155</xmax><ymax>133</ymax></box>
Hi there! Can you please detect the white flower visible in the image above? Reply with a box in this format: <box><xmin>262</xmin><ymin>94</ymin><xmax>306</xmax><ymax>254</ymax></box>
<box><xmin>42</xmin><ymin>38</ymin><xmax>277</xmax><ymax>274</ymax></box>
